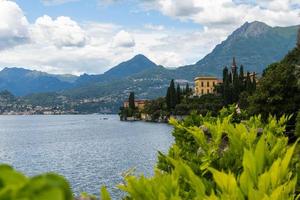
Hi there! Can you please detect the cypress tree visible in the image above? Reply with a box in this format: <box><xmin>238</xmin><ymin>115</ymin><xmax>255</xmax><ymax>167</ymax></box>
<box><xmin>252</xmin><ymin>73</ymin><xmax>257</xmax><ymax>92</ymax></box>
<box><xmin>232</xmin><ymin>67</ymin><xmax>239</xmax><ymax>102</ymax></box>
<box><xmin>169</xmin><ymin>79</ymin><xmax>177</xmax><ymax>109</ymax></box>
<box><xmin>239</xmin><ymin>65</ymin><xmax>245</xmax><ymax>91</ymax></box>
<box><xmin>229</xmin><ymin>72</ymin><xmax>233</xmax><ymax>84</ymax></box>
<box><xmin>252</xmin><ymin>79</ymin><xmax>257</xmax><ymax>92</ymax></box>
<box><xmin>222</xmin><ymin>67</ymin><xmax>231</xmax><ymax>105</ymax></box>
<box><xmin>245</xmin><ymin>72</ymin><xmax>252</xmax><ymax>93</ymax></box>
<box><xmin>166</xmin><ymin>87</ymin><xmax>171</xmax><ymax>110</ymax></box>
<box><xmin>185</xmin><ymin>83</ymin><xmax>190</xmax><ymax>95</ymax></box>
<box><xmin>129</xmin><ymin>92</ymin><xmax>135</xmax><ymax>110</ymax></box>
<box><xmin>176</xmin><ymin>84</ymin><xmax>181</xmax><ymax>104</ymax></box>
<box><xmin>223</xmin><ymin>66</ymin><xmax>229</xmax><ymax>83</ymax></box>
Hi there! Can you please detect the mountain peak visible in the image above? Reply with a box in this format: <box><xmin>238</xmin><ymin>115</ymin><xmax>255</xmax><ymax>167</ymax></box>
<box><xmin>231</xmin><ymin>21</ymin><xmax>271</xmax><ymax>39</ymax></box>
<box><xmin>130</xmin><ymin>54</ymin><xmax>154</xmax><ymax>63</ymax></box>
<box><xmin>104</xmin><ymin>54</ymin><xmax>157</xmax><ymax>78</ymax></box>
<box><xmin>195</xmin><ymin>22</ymin><xmax>298</xmax><ymax>76</ymax></box>
<box><xmin>132</xmin><ymin>54</ymin><xmax>148</xmax><ymax>59</ymax></box>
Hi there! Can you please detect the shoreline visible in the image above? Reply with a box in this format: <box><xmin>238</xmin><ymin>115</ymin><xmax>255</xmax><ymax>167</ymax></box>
<box><xmin>0</xmin><ymin>113</ymin><xmax>117</xmax><ymax>116</ymax></box>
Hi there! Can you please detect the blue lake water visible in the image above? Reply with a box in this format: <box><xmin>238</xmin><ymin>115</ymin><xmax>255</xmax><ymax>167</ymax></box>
<box><xmin>0</xmin><ymin>115</ymin><xmax>173</xmax><ymax>199</ymax></box>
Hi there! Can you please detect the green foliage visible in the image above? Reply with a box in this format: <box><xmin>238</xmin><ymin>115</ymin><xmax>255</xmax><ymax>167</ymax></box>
<box><xmin>143</xmin><ymin>97</ymin><xmax>169</xmax><ymax>121</ymax></box>
<box><xmin>100</xmin><ymin>187</ymin><xmax>111</xmax><ymax>200</ymax></box>
<box><xmin>143</xmin><ymin>93</ymin><xmax>223</xmax><ymax>121</ymax></box>
<box><xmin>79</xmin><ymin>192</ymin><xmax>97</xmax><ymax>200</ymax></box>
<box><xmin>166</xmin><ymin>79</ymin><xmax>177</xmax><ymax>110</ymax></box>
<box><xmin>185</xmin><ymin>83</ymin><xmax>191</xmax><ymax>96</ymax></box>
<box><xmin>119</xmin><ymin>110</ymin><xmax>299</xmax><ymax>200</ymax></box>
<box><xmin>119</xmin><ymin>92</ymin><xmax>140</xmax><ymax>120</ymax></box>
<box><xmin>0</xmin><ymin>165</ymin><xmax>73</xmax><ymax>200</ymax></box>
<box><xmin>296</xmin><ymin>111</ymin><xmax>300</xmax><ymax>137</ymax></box>
<box><xmin>129</xmin><ymin>92</ymin><xmax>135</xmax><ymax>110</ymax></box>
<box><xmin>221</xmin><ymin>59</ymin><xmax>256</xmax><ymax>106</ymax></box>
<box><xmin>1</xmin><ymin>109</ymin><xmax>299</xmax><ymax>200</ymax></box>
<box><xmin>248</xmin><ymin>48</ymin><xmax>300</xmax><ymax>124</ymax></box>
<box><xmin>176</xmin><ymin>84</ymin><xmax>181</xmax><ymax>105</ymax></box>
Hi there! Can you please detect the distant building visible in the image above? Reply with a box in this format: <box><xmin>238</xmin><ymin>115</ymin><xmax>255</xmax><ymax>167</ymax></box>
<box><xmin>123</xmin><ymin>100</ymin><xmax>147</xmax><ymax>110</ymax></box>
<box><xmin>194</xmin><ymin>77</ymin><xmax>222</xmax><ymax>96</ymax></box>
<box><xmin>245</xmin><ymin>72</ymin><xmax>258</xmax><ymax>82</ymax></box>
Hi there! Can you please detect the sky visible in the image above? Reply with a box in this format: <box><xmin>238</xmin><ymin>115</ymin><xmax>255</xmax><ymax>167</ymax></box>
<box><xmin>0</xmin><ymin>0</ymin><xmax>299</xmax><ymax>75</ymax></box>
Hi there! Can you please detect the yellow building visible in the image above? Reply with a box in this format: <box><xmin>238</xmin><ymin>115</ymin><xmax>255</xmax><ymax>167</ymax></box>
<box><xmin>123</xmin><ymin>100</ymin><xmax>146</xmax><ymax>110</ymax></box>
<box><xmin>194</xmin><ymin>77</ymin><xmax>222</xmax><ymax>96</ymax></box>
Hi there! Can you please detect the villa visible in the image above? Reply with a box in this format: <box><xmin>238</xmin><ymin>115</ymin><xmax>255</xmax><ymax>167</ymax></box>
<box><xmin>194</xmin><ymin>77</ymin><xmax>222</xmax><ymax>96</ymax></box>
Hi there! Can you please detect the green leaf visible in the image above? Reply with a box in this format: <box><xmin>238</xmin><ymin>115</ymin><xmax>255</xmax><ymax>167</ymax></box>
<box><xmin>101</xmin><ymin>186</ymin><xmax>111</xmax><ymax>200</ymax></box>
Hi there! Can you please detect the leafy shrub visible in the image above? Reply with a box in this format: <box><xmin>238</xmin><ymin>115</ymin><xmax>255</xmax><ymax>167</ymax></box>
<box><xmin>120</xmin><ymin>109</ymin><xmax>300</xmax><ymax>199</ymax></box>
<box><xmin>0</xmin><ymin>165</ymin><xmax>72</xmax><ymax>200</ymax></box>
<box><xmin>1</xmin><ymin>109</ymin><xmax>299</xmax><ymax>200</ymax></box>
<box><xmin>296</xmin><ymin>111</ymin><xmax>300</xmax><ymax>137</ymax></box>
<box><xmin>0</xmin><ymin>165</ymin><xmax>112</xmax><ymax>200</ymax></box>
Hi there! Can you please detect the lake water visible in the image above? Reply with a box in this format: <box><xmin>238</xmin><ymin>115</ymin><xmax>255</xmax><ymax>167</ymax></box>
<box><xmin>0</xmin><ymin>115</ymin><xmax>173</xmax><ymax>199</ymax></box>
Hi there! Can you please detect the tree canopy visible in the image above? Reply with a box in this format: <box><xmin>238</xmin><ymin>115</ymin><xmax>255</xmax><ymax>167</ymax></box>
<box><xmin>248</xmin><ymin>46</ymin><xmax>300</xmax><ymax>124</ymax></box>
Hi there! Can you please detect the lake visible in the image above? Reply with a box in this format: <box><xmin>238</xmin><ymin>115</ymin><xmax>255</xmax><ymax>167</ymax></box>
<box><xmin>0</xmin><ymin>115</ymin><xmax>173</xmax><ymax>199</ymax></box>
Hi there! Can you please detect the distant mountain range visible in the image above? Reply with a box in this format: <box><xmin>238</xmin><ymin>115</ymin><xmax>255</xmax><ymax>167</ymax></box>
<box><xmin>0</xmin><ymin>21</ymin><xmax>298</xmax><ymax>112</ymax></box>
<box><xmin>74</xmin><ymin>54</ymin><xmax>158</xmax><ymax>86</ymax></box>
<box><xmin>0</xmin><ymin>68</ymin><xmax>75</xmax><ymax>96</ymax></box>
<box><xmin>188</xmin><ymin>21</ymin><xmax>299</xmax><ymax>76</ymax></box>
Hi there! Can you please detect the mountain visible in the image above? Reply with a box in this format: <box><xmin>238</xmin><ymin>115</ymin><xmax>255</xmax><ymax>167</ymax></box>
<box><xmin>0</xmin><ymin>21</ymin><xmax>298</xmax><ymax>112</ymax></box>
<box><xmin>0</xmin><ymin>54</ymin><xmax>157</xmax><ymax>96</ymax></box>
<box><xmin>0</xmin><ymin>68</ymin><xmax>74</xmax><ymax>96</ymax></box>
<box><xmin>74</xmin><ymin>54</ymin><xmax>157</xmax><ymax>86</ymax></box>
<box><xmin>105</xmin><ymin>54</ymin><xmax>157</xmax><ymax>78</ymax></box>
<box><xmin>183</xmin><ymin>21</ymin><xmax>299</xmax><ymax>77</ymax></box>
<box><xmin>59</xmin><ymin>21</ymin><xmax>299</xmax><ymax>113</ymax></box>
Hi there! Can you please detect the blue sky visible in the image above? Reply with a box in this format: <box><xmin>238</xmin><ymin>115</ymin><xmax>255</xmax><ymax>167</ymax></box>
<box><xmin>0</xmin><ymin>0</ymin><xmax>299</xmax><ymax>74</ymax></box>
<box><xmin>15</xmin><ymin>0</ymin><xmax>201</xmax><ymax>30</ymax></box>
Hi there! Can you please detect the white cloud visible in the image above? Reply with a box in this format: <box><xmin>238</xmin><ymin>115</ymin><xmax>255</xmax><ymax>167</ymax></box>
<box><xmin>144</xmin><ymin>24</ymin><xmax>165</xmax><ymax>31</ymax></box>
<box><xmin>140</xmin><ymin>0</ymin><xmax>300</xmax><ymax>40</ymax></box>
<box><xmin>32</xmin><ymin>15</ymin><xmax>88</xmax><ymax>48</ymax></box>
<box><xmin>41</xmin><ymin>0</ymin><xmax>79</xmax><ymax>6</ymax></box>
<box><xmin>112</xmin><ymin>30</ymin><xmax>135</xmax><ymax>48</ymax></box>
<box><xmin>0</xmin><ymin>0</ymin><xmax>299</xmax><ymax>75</ymax></box>
<box><xmin>0</xmin><ymin>0</ymin><xmax>29</xmax><ymax>49</ymax></box>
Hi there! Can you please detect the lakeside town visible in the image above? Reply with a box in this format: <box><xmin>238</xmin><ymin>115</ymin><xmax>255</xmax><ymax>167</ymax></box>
<box><xmin>120</xmin><ymin>57</ymin><xmax>258</xmax><ymax>122</ymax></box>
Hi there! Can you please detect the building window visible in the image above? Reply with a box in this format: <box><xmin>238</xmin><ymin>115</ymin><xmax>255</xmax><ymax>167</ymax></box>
<box><xmin>207</xmin><ymin>82</ymin><xmax>210</xmax><ymax>87</ymax></box>
<box><xmin>201</xmin><ymin>82</ymin><xmax>204</xmax><ymax>87</ymax></box>
<box><xmin>201</xmin><ymin>89</ymin><xmax>204</xmax><ymax>94</ymax></box>
<box><xmin>207</xmin><ymin>89</ymin><xmax>210</xmax><ymax>93</ymax></box>
<box><xmin>213</xmin><ymin>82</ymin><xmax>215</xmax><ymax>86</ymax></box>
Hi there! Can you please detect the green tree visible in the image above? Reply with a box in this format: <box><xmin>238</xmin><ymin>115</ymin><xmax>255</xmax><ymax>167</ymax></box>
<box><xmin>128</xmin><ymin>92</ymin><xmax>135</xmax><ymax>110</ymax></box>
<box><xmin>121</xmin><ymin>111</ymin><xmax>299</xmax><ymax>200</ymax></box>
<box><xmin>228</xmin><ymin>72</ymin><xmax>232</xmax><ymax>84</ymax></box>
<box><xmin>296</xmin><ymin>111</ymin><xmax>300</xmax><ymax>137</ymax></box>
<box><xmin>248</xmin><ymin>50</ymin><xmax>300</xmax><ymax>124</ymax></box>
<box><xmin>245</xmin><ymin>72</ymin><xmax>252</xmax><ymax>93</ymax></box>
<box><xmin>222</xmin><ymin>67</ymin><xmax>231</xmax><ymax>105</ymax></box>
<box><xmin>185</xmin><ymin>83</ymin><xmax>190</xmax><ymax>95</ymax></box>
<box><xmin>252</xmin><ymin>78</ymin><xmax>257</xmax><ymax>91</ymax></box>
<box><xmin>166</xmin><ymin>87</ymin><xmax>171</xmax><ymax>110</ymax></box>
<box><xmin>169</xmin><ymin>79</ymin><xmax>177</xmax><ymax>109</ymax></box>
<box><xmin>176</xmin><ymin>84</ymin><xmax>181</xmax><ymax>104</ymax></box>
<box><xmin>239</xmin><ymin>65</ymin><xmax>244</xmax><ymax>90</ymax></box>
<box><xmin>232</xmin><ymin>67</ymin><xmax>240</xmax><ymax>102</ymax></box>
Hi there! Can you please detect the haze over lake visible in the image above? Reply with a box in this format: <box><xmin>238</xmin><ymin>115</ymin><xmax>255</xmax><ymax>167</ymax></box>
<box><xmin>0</xmin><ymin>115</ymin><xmax>173</xmax><ymax>199</ymax></box>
